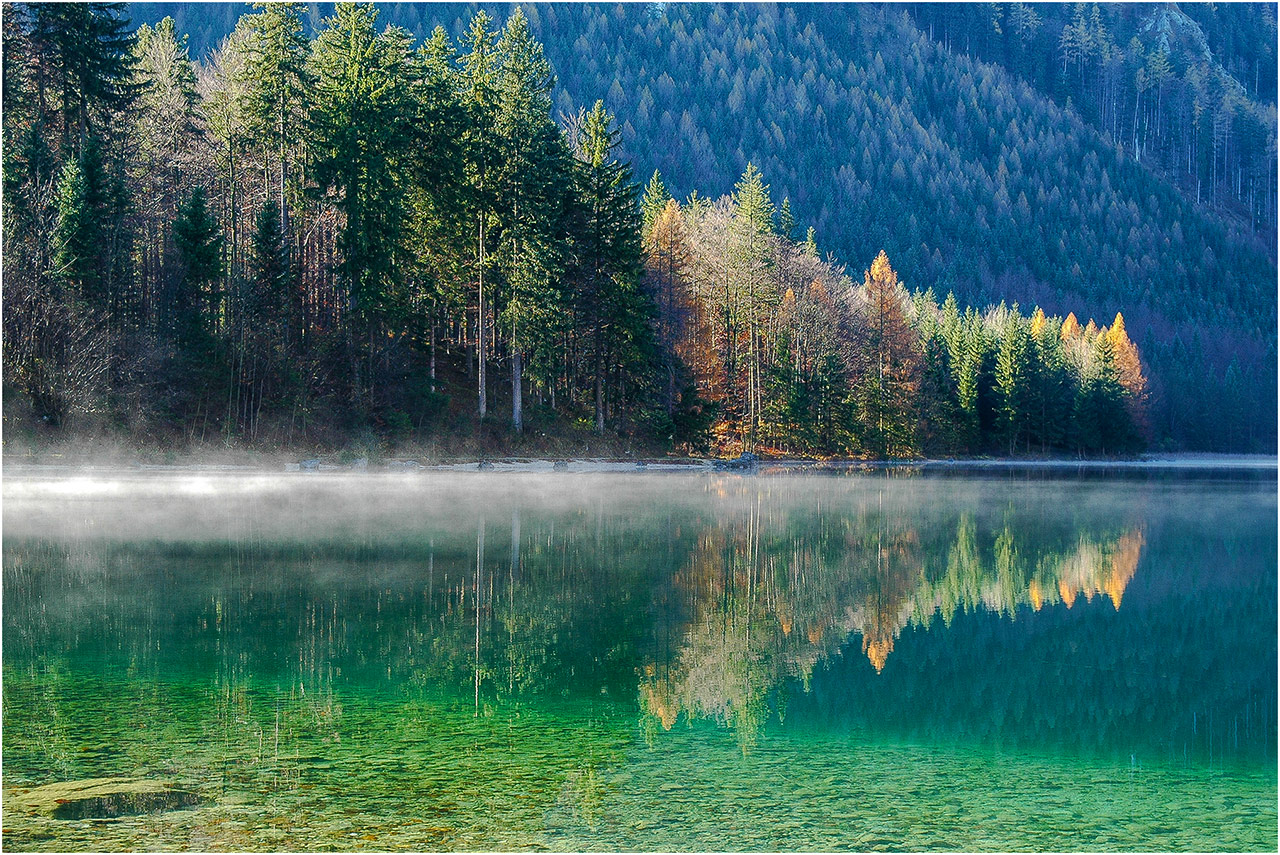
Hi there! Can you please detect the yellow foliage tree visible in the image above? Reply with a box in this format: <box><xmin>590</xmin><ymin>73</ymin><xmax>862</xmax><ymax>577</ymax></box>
<box><xmin>1060</xmin><ymin>312</ymin><xmax>1081</xmax><ymax>340</ymax></box>
<box><xmin>1105</xmin><ymin>312</ymin><xmax>1148</xmax><ymax>434</ymax></box>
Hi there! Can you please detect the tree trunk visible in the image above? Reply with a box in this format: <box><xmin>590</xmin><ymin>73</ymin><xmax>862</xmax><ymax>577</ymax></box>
<box><xmin>512</xmin><ymin>349</ymin><xmax>523</xmax><ymax>433</ymax></box>
<box><xmin>595</xmin><ymin>368</ymin><xmax>604</xmax><ymax>435</ymax></box>
<box><xmin>478</xmin><ymin>213</ymin><xmax>487</xmax><ymax>419</ymax></box>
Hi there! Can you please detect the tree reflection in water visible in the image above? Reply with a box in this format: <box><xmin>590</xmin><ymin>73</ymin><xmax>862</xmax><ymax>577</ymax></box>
<box><xmin>639</xmin><ymin>482</ymin><xmax>1146</xmax><ymax>751</ymax></box>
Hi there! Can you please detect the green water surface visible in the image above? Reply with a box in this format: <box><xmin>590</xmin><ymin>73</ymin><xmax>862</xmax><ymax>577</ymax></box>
<box><xmin>2</xmin><ymin>469</ymin><xmax>1275</xmax><ymax>851</ymax></box>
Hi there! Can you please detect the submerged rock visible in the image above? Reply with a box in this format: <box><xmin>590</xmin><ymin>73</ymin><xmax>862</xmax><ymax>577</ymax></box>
<box><xmin>7</xmin><ymin>778</ymin><xmax>201</xmax><ymax>820</ymax></box>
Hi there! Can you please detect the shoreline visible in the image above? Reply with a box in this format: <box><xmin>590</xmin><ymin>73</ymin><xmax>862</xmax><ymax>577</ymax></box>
<box><xmin>3</xmin><ymin>452</ymin><xmax>1275</xmax><ymax>476</ymax></box>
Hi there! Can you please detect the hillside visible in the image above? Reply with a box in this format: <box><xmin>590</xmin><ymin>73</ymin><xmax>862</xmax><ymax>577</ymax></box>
<box><xmin>126</xmin><ymin>2</ymin><xmax>1278</xmax><ymax>452</ymax></box>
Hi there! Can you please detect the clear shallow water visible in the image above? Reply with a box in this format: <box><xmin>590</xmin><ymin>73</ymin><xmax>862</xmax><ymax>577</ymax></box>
<box><xmin>2</xmin><ymin>469</ymin><xmax>1275</xmax><ymax>851</ymax></box>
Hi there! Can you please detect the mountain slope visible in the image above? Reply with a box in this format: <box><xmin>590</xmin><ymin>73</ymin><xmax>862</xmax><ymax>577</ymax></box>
<box><xmin>127</xmin><ymin>2</ymin><xmax>1278</xmax><ymax>450</ymax></box>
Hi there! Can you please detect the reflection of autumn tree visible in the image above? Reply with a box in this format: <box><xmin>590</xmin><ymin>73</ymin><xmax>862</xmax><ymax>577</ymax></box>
<box><xmin>640</xmin><ymin>484</ymin><xmax>1147</xmax><ymax>745</ymax></box>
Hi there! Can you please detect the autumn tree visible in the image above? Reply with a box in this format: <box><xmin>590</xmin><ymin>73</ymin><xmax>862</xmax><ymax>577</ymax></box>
<box><xmin>848</xmin><ymin>251</ymin><xmax>921</xmax><ymax>458</ymax></box>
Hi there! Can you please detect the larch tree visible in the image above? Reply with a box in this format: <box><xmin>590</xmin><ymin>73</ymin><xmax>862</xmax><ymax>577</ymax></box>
<box><xmin>645</xmin><ymin>197</ymin><xmax>695</xmax><ymax>414</ymax></box>
<box><xmin>849</xmin><ymin>251</ymin><xmax>921</xmax><ymax>458</ymax></box>
<box><xmin>1105</xmin><ymin>312</ymin><xmax>1149</xmax><ymax>437</ymax></box>
<box><xmin>132</xmin><ymin>16</ymin><xmax>201</xmax><ymax>329</ymax></box>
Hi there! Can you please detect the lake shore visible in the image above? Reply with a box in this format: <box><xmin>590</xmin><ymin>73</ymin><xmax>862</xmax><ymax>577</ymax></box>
<box><xmin>3</xmin><ymin>443</ymin><xmax>1274</xmax><ymax>476</ymax></box>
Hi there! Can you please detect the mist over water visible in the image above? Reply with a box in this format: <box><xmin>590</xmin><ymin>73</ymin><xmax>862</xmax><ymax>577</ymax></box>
<box><xmin>3</xmin><ymin>469</ymin><xmax>1275</xmax><ymax>850</ymax></box>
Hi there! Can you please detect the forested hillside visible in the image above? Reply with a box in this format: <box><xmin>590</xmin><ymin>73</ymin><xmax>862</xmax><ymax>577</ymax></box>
<box><xmin>132</xmin><ymin>1</ymin><xmax>1278</xmax><ymax>451</ymax></box>
<box><xmin>3</xmin><ymin>2</ymin><xmax>1274</xmax><ymax>455</ymax></box>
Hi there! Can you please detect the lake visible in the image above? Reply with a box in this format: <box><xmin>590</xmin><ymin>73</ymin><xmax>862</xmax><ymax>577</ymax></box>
<box><xmin>2</xmin><ymin>467</ymin><xmax>1275</xmax><ymax>851</ymax></box>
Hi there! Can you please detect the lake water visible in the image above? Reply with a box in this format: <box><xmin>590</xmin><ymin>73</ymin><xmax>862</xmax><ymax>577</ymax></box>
<box><xmin>2</xmin><ymin>468</ymin><xmax>1275</xmax><ymax>851</ymax></box>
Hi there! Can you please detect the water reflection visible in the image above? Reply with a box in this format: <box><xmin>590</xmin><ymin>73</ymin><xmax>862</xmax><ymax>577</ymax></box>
<box><xmin>636</xmin><ymin>489</ymin><xmax>1148</xmax><ymax>752</ymax></box>
<box><xmin>3</xmin><ymin>473</ymin><xmax>1274</xmax><ymax>782</ymax></box>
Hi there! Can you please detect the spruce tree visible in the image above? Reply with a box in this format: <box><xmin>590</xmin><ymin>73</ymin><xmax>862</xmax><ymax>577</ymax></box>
<box><xmin>458</xmin><ymin>11</ymin><xmax>501</xmax><ymax>419</ymax></box>
<box><xmin>309</xmin><ymin>3</ymin><xmax>415</xmax><ymax>406</ymax></box>
<box><xmin>729</xmin><ymin>162</ymin><xmax>774</xmax><ymax>450</ymax></box>
<box><xmin>171</xmin><ymin>186</ymin><xmax>223</xmax><ymax>355</ymax></box>
<box><xmin>569</xmin><ymin>100</ymin><xmax>644</xmax><ymax>435</ymax></box>
<box><xmin>51</xmin><ymin>153</ymin><xmax>98</xmax><ymax>303</ymax></box>
<box><xmin>494</xmin><ymin>8</ymin><xmax>569</xmax><ymax>432</ymax></box>
<box><xmin>28</xmin><ymin>2</ymin><xmax>139</xmax><ymax>156</ymax></box>
<box><xmin>778</xmin><ymin>196</ymin><xmax>796</xmax><ymax>241</ymax></box>
<box><xmin>994</xmin><ymin>314</ymin><xmax>1030</xmax><ymax>455</ymax></box>
<box><xmin>240</xmin><ymin>2</ymin><xmax>310</xmax><ymax>239</ymax></box>
<box><xmin>641</xmin><ymin>169</ymin><xmax>671</xmax><ymax>238</ymax></box>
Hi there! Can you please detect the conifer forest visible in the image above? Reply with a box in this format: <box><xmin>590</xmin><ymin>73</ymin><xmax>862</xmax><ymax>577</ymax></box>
<box><xmin>3</xmin><ymin>2</ymin><xmax>1276</xmax><ymax>457</ymax></box>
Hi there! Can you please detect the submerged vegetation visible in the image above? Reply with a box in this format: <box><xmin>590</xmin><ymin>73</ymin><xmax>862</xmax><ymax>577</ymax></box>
<box><xmin>2</xmin><ymin>3</ymin><xmax>1269</xmax><ymax>458</ymax></box>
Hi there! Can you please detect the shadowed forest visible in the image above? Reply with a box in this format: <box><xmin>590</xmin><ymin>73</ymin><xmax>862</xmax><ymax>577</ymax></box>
<box><xmin>3</xmin><ymin>3</ymin><xmax>1275</xmax><ymax>458</ymax></box>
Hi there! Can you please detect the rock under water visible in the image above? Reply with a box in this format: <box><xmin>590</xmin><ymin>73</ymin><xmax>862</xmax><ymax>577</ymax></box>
<box><xmin>6</xmin><ymin>778</ymin><xmax>201</xmax><ymax>820</ymax></box>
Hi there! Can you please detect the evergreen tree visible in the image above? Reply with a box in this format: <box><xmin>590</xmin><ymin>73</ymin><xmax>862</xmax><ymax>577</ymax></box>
<box><xmin>641</xmin><ymin>169</ymin><xmax>671</xmax><ymax>238</ymax></box>
<box><xmin>729</xmin><ymin>162</ymin><xmax>774</xmax><ymax>450</ymax></box>
<box><xmin>27</xmin><ymin>2</ymin><xmax>139</xmax><ymax>156</ymax></box>
<box><xmin>569</xmin><ymin>100</ymin><xmax>645</xmax><ymax>434</ymax></box>
<box><xmin>248</xmin><ymin>200</ymin><xmax>290</xmax><ymax>336</ymax></box>
<box><xmin>51</xmin><ymin>150</ymin><xmax>101</xmax><ymax>304</ymax></box>
<box><xmin>1028</xmin><ymin>308</ymin><xmax>1070</xmax><ymax>452</ymax></box>
<box><xmin>309</xmin><ymin>3</ymin><xmax>415</xmax><ymax>406</ymax></box>
<box><xmin>994</xmin><ymin>314</ymin><xmax>1030</xmax><ymax>454</ymax></box>
<box><xmin>802</xmin><ymin>226</ymin><xmax>818</xmax><ymax>258</ymax></box>
<box><xmin>778</xmin><ymin>196</ymin><xmax>796</xmax><ymax>241</ymax></box>
<box><xmin>239</xmin><ymin>2</ymin><xmax>310</xmax><ymax>238</ymax></box>
<box><xmin>458</xmin><ymin>10</ymin><xmax>501</xmax><ymax>419</ymax></box>
<box><xmin>171</xmin><ymin>186</ymin><xmax>224</xmax><ymax>353</ymax></box>
<box><xmin>494</xmin><ymin>8</ymin><xmax>570</xmax><ymax>432</ymax></box>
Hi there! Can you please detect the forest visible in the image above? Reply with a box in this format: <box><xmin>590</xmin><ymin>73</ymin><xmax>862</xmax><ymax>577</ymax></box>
<box><xmin>1</xmin><ymin>2</ymin><xmax>1271</xmax><ymax>457</ymax></box>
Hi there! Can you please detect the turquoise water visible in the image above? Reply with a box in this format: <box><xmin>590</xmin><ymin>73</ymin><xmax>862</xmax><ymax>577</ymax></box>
<box><xmin>3</xmin><ymin>470</ymin><xmax>1275</xmax><ymax>850</ymax></box>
